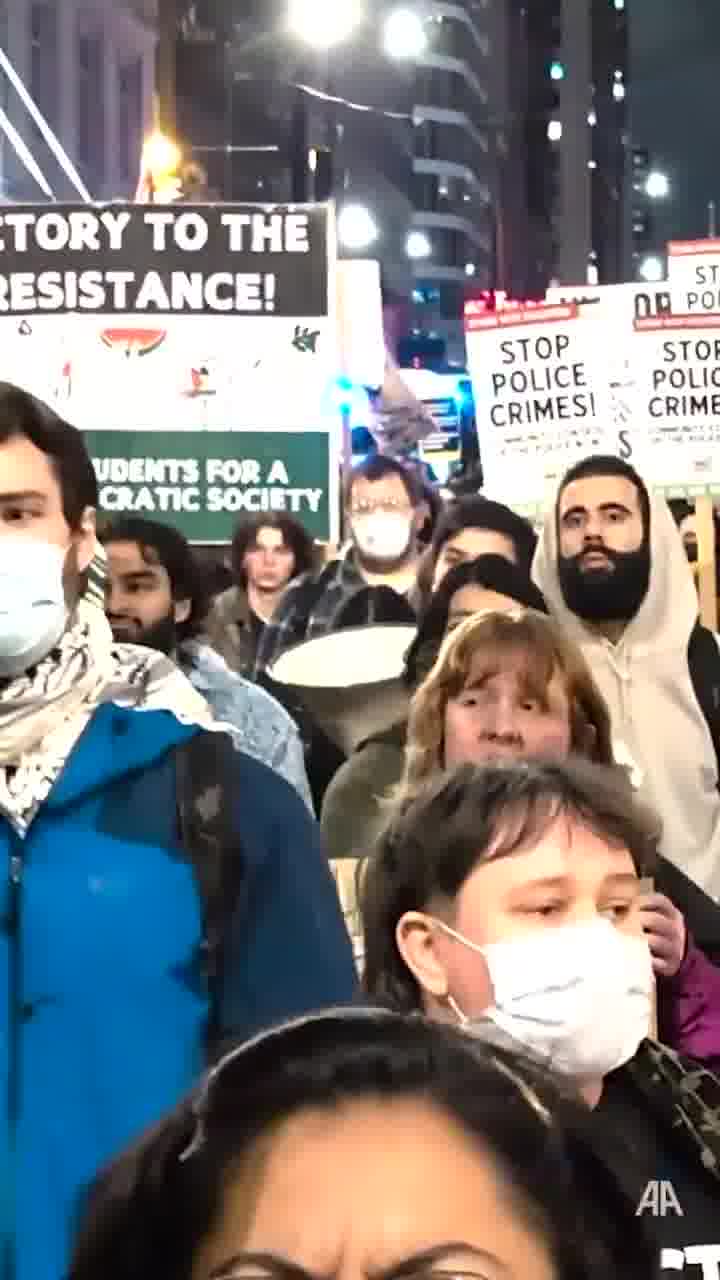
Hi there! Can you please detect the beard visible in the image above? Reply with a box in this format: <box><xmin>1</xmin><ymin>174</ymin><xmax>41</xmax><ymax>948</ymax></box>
<box><xmin>108</xmin><ymin>610</ymin><xmax>177</xmax><ymax>656</ymax></box>
<box><xmin>558</xmin><ymin>544</ymin><xmax>651</xmax><ymax>623</ymax></box>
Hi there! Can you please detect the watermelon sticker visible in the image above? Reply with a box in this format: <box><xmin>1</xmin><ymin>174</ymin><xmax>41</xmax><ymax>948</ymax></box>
<box><xmin>100</xmin><ymin>328</ymin><xmax>166</xmax><ymax>357</ymax></box>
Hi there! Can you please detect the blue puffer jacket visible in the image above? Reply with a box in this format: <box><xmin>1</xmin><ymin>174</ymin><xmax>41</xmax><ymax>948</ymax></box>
<box><xmin>0</xmin><ymin>702</ymin><xmax>355</xmax><ymax>1280</ymax></box>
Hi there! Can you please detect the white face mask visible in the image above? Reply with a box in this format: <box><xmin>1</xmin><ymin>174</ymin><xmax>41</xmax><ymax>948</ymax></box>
<box><xmin>438</xmin><ymin>917</ymin><xmax>653</xmax><ymax>1081</ymax></box>
<box><xmin>0</xmin><ymin>540</ymin><xmax>69</xmax><ymax>677</ymax></box>
<box><xmin>352</xmin><ymin>513</ymin><xmax>413</xmax><ymax>562</ymax></box>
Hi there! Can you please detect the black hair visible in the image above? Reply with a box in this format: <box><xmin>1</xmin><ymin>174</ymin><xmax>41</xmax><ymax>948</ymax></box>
<box><xmin>0</xmin><ymin>381</ymin><xmax>98</xmax><ymax>528</ymax></box>
<box><xmin>404</xmin><ymin>556</ymin><xmax>548</xmax><ymax>689</ymax></box>
<box><xmin>102</xmin><ymin>517</ymin><xmax>210</xmax><ymax>641</ymax></box>
<box><xmin>69</xmin><ymin>1008</ymin><xmax>656</xmax><ymax>1280</ymax></box>
<box><xmin>430</xmin><ymin>497</ymin><xmax>538</xmax><ymax>576</ymax></box>
<box><xmin>558</xmin><ymin>456</ymin><xmax>651</xmax><ymax>532</ymax></box>
<box><xmin>230</xmin><ymin>512</ymin><xmax>316</xmax><ymax>585</ymax></box>
<box><xmin>344</xmin><ymin>454</ymin><xmax>422</xmax><ymax>509</ymax></box>
<box><xmin>361</xmin><ymin>759</ymin><xmax>657</xmax><ymax>1014</ymax></box>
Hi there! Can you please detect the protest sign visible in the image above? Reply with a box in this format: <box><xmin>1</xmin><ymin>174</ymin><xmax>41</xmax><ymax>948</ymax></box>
<box><xmin>668</xmin><ymin>240</ymin><xmax>720</xmax><ymax>314</ymax></box>
<box><xmin>545</xmin><ymin>282</ymin><xmax>676</xmax><ymax>460</ymax></box>
<box><xmin>0</xmin><ymin>202</ymin><xmax>340</xmax><ymax>541</ymax></box>
<box><xmin>0</xmin><ymin>204</ymin><xmax>328</xmax><ymax>315</ymax></box>
<box><xmin>630</xmin><ymin>313</ymin><xmax>720</xmax><ymax>492</ymax></box>
<box><xmin>87</xmin><ymin>429</ymin><xmax>332</xmax><ymax>542</ymax></box>
<box><xmin>465</xmin><ymin>301</ymin><xmax>615</xmax><ymax>507</ymax></box>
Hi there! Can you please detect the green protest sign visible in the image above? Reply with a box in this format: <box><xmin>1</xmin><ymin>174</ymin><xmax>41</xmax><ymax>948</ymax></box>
<box><xmin>85</xmin><ymin>430</ymin><xmax>333</xmax><ymax>542</ymax></box>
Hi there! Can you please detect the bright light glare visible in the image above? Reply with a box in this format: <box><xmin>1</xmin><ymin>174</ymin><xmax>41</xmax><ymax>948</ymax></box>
<box><xmin>406</xmin><ymin>230</ymin><xmax>432</xmax><ymax>259</ymax></box>
<box><xmin>338</xmin><ymin>203</ymin><xmax>379</xmax><ymax>249</ymax></box>
<box><xmin>142</xmin><ymin>132</ymin><xmax>181</xmax><ymax>177</ymax></box>
<box><xmin>288</xmin><ymin>0</ymin><xmax>363</xmax><ymax>48</ymax></box>
<box><xmin>549</xmin><ymin>60</ymin><xmax>565</xmax><ymax>81</ymax></box>
<box><xmin>613</xmin><ymin>81</ymin><xmax>626</xmax><ymax>101</ymax></box>
<box><xmin>547</xmin><ymin>120</ymin><xmax>563</xmax><ymax>141</ymax></box>
<box><xmin>465</xmin><ymin>262</ymin><xmax>476</xmax><ymax>276</ymax></box>
<box><xmin>588</xmin><ymin>109</ymin><xmax>597</xmax><ymax>126</ymax></box>
<box><xmin>639</xmin><ymin>255</ymin><xmax>664</xmax><ymax>283</ymax></box>
<box><xmin>383</xmin><ymin>8</ymin><xmax>427</xmax><ymax>58</ymax></box>
<box><xmin>645</xmin><ymin>170</ymin><xmax>670</xmax><ymax>199</ymax></box>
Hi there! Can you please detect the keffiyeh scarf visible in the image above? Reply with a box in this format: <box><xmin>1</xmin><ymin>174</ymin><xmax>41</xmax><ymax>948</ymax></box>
<box><xmin>0</xmin><ymin>547</ymin><xmax>219</xmax><ymax>835</ymax></box>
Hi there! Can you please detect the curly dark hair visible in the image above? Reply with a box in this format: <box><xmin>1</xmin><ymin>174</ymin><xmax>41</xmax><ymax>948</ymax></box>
<box><xmin>230</xmin><ymin>513</ymin><xmax>316</xmax><ymax>584</ymax></box>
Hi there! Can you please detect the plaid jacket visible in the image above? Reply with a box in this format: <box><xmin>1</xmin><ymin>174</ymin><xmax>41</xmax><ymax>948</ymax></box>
<box><xmin>253</xmin><ymin>550</ymin><xmax>365</xmax><ymax>674</ymax></box>
<box><xmin>627</xmin><ymin>1039</ymin><xmax>720</xmax><ymax>1181</ymax></box>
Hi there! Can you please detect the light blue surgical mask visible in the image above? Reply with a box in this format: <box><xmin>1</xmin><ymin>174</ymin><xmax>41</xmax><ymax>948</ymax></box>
<box><xmin>0</xmin><ymin>540</ymin><xmax>68</xmax><ymax>677</ymax></box>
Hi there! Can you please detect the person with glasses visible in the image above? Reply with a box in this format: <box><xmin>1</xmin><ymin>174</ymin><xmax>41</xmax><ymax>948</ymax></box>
<box><xmin>69</xmin><ymin>1009</ymin><xmax>656</xmax><ymax>1280</ymax></box>
<box><xmin>254</xmin><ymin>456</ymin><xmax>426</xmax><ymax>674</ymax></box>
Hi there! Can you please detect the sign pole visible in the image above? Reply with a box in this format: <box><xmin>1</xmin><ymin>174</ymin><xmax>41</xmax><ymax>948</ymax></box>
<box><xmin>695</xmin><ymin>495</ymin><xmax>717</xmax><ymax>631</ymax></box>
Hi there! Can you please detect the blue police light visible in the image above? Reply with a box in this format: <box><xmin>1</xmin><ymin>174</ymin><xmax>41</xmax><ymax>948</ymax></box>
<box><xmin>334</xmin><ymin>376</ymin><xmax>354</xmax><ymax>414</ymax></box>
<box><xmin>453</xmin><ymin>378</ymin><xmax>474</xmax><ymax>411</ymax></box>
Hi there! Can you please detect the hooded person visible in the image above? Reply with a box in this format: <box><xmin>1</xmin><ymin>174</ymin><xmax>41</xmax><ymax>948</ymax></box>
<box><xmin>533</xmin><ymin>454</ymin><xmax>720</xmax><ymax>903</ymax></box>
<box><xmin>0</xmin><ymin>385</ymin><xmax>355</xmax><ymax>1280</ymax></box>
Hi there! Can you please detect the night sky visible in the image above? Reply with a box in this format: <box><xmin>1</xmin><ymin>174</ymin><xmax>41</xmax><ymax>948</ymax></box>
<box><xmin>629</xmin><ymin>0</ymin><xmax>720</xmax><ymax>245</ymax></box>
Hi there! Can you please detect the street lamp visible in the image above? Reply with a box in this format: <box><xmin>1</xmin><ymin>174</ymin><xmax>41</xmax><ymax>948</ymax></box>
<box><xmin>288</xmin><ymin>0</ymin><xmax>363</xmax><ymax>48</ymax></box>
<box><xmin>645</xmin><ymin>170</ymin><xmax>670</xmax><ymax>200</ymax></box>
<box><xmin>338</xmin><ymin>203</ymin><xmax>379</xmax><ymax>250</ymax></box>
<box><xmin>383</xmin><ymin>8</ymin><xmax>428</xmax><ymax>59</ymax></box>
<box><xmin>406</xmin><ymin>230</ymin><xmax>432</xmax><ymax>260</ymax></box>
<box><xmin>141</xmin><ymin>131</ymin><xmax>181</xmax><ymax>178</ymax></box>
<box><xmin>638</xmin><ymin>255</ymin><xmax>664</xmax><ymax>283</ymax></box>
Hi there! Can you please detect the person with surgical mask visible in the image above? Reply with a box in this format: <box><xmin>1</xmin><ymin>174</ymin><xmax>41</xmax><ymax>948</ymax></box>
<box><xmin>0</xmin><ymin>383</ymin><xmax>356</xmax><ymax>1280</ymax></box>
<box><xmin>254</xmin><ymin>455</ymin><xmax>425</xmax><ymax>673</ymax></box>
<box><xmin>360</xmin><ymin>758</ymin><xmax>720</xmax><ymax>1266</ymax></box>
<box><xmin>396</xmin><ymin>608</ymin><xmax>720</xmax><ymax>1068</ymax></box>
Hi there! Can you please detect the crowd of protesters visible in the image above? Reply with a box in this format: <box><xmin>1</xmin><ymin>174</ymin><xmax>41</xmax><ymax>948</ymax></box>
<box><xmin>0</xmin><ymin>380</ymin><xmax>719</xmax><ymax>1280</ymax></box>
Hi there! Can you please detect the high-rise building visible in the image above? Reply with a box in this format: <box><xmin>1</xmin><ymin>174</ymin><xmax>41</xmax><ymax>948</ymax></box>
<box><xmin>627</xmin><ymin>0</ymin><xmax>720</xmax><ymax>260</ymax></box>
<box><xmin>0</xmin><ymin>0</ymin><xmax>155</xmax><ymax>202</ymax></box>
<box><xmin>173</xmin><ymin>1</ymin><xmax>416</xmax><ymax>307</ymax></box>
<box><xmin>524</xmin><ymin>0</ymin><xmax>627</xmax><ymax>288</ymax></box>
<box><xmin>409</xmin><ymin>2</ymin><xmax>494</xmax><ymax>359</ymax></box>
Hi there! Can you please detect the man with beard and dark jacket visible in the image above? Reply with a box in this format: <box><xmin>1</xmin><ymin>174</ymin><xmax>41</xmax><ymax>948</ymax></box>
<box><xmin>534</xmin><ymin>455</ymin><xmax>720</xmax><ymax>905</ymax></box>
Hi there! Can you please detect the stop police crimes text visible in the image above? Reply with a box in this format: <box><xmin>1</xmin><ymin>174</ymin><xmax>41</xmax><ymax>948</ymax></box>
<box><xmin>650</xmin><ymin>338</ymin><xmax>720</xmax><ymax>418</ymax></box>
<box><xmin>490</xmin><ymin>334</ymin><xmax>596</xmax><ymax>427</ymax></box>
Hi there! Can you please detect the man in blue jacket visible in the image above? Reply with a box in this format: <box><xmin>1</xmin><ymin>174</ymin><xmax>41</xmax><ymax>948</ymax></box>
<box><xmin>0</xmin><ymin>383</ymin><xmax>356</xmax><ymax>1280</ymax></box>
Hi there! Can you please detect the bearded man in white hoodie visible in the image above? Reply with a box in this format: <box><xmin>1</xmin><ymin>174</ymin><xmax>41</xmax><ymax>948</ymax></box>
<box><xmin>534</xmin><ymin>454</ymin><xmax>720</xmax><ymax>906</ymax></box>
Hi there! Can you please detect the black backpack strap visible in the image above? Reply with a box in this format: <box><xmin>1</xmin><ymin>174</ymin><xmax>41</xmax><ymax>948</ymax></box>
<box><xmin>688</xmin><ymin>622</ymin><xmax>720</xmax><ymax>775</ymax></box>
<box><xmin>175</xmin><ymin>731</ymin><xmax>245</xmax><ymax>1060</ymax></box>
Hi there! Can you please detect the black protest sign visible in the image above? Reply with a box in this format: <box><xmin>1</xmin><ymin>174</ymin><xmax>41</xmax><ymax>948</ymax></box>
<box><xmin>0</xmin><ymin>204</ymin><xmax>329</xmax><ymax>316</ymax></box>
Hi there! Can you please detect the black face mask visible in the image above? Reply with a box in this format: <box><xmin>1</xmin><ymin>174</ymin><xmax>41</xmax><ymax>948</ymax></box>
<box><xmin>558</xmin><ymin>543</ymin><xmax>651</xmax><ymax>623</ymax></box>
<box><xmin>108</xmin><ymin>610</ymin><xmax>178</xmax><ymax>656</ymax></box>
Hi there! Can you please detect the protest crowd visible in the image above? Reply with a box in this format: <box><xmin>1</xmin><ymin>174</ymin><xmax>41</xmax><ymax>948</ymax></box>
<box><xmin>4</xmin><ymin>367</ymin><xmax>720</xmax><ymax>1280</ymax></box>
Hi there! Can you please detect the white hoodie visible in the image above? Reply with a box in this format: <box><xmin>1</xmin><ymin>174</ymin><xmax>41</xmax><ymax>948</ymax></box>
<box><xmin>534</xmin><ymin>489</ymin><xmax>720</xmax><ymax>897</ymax></box>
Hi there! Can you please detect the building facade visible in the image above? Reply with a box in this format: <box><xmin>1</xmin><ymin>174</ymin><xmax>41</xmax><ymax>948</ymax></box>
<box><xmin>0</xmin><ymin>0</ymin><xmax>156</xmax><ymax>203</ymax></box>
<box><xmin>410</xmin><ymin>0</ymin><xmax>494</xmax><ymax>361</ymax></box>
<box><xmin>522</xmin><ymin>0</ymin><xmax>627</xmax><ymax>289</ymax></box>
<box><xmin>626</xmin><ymin>0</ymin><xmax>720</xmax><ymax>269</ymax></box>
<box><xmin>174</xmin><ymin>0</ymin><xmax>416</xmax><ymax>311</ymax></box>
